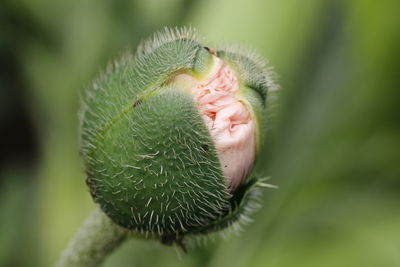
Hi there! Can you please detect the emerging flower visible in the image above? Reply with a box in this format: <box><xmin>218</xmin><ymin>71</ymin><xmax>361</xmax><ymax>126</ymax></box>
<box><xmin>80</xmin><ymin>27</ymin><xmax>277</xmax><ymax>245</ymax></box>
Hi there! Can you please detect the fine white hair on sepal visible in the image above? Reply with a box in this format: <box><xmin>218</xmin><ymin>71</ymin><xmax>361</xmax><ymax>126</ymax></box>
<box><xmin>218</xmin><ymin>43</ymin><xmax>280</xmax><ymax>93</ymax></box>
<box><xmin>79</xmin><ymin>48</ymin><xmax>134</xmax><ymax>124</ymax></box>
<box><xmin>136</xmin><ymin>26</ymin><xmax>200</xmax><ymax>57</ymax></box>
<box><xmin>184</xmin><ymin>178</ymin><xmax>268</xmax><ymax>248</ymax></box>
<box><xmin>219</xmin><ymin>43</ymin><xmax>268</xmax><ymax>69</ymax></box>
<box><xmin>257</xmin><ymin>177</ymin><xmax>279</xmax><ymax>189</ymax></box>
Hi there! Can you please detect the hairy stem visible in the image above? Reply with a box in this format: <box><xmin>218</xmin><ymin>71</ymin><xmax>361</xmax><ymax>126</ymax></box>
<box><xmin>55</xmin><ymin>208</ymin><xmax>129</xmax><ymax>267</ymax></box>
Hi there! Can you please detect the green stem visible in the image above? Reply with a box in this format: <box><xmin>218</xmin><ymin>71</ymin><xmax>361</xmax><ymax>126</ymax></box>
<box><xmin>55</xmin><ymin>208</ymin><xmax>129</xmax><ymax>267</ymax></box>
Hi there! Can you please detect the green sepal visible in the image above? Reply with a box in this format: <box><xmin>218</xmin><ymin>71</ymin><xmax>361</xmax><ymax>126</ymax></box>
<box><xmin>85</xmin><ymin>88</ymin><xmax>232</xmax><ymax>236</ymax></box>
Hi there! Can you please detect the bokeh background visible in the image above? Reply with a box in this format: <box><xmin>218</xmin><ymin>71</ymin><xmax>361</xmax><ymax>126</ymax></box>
<box><xmin>1</xmin><ymin>0</ymin><xmax>400</xmax><ymax>266</ymax></box>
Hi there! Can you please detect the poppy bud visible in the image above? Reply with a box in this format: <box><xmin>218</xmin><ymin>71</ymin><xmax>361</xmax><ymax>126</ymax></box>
<box><xmin>80</xmin><ymin>27</ymin><xmax>276</xmax><ymax>244</ymax></box>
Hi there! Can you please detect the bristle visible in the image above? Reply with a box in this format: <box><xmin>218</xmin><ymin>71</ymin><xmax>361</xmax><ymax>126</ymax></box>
<box><xmin>136</xmin><ymin>26</ymin><xmax>200</xmax><ymax>57</ymax></box>
<box><xmin>184</xmin><ymin>177</ymin><xmax>268</xmax><ymax>246</ymax></box>
<box><xmin>219</xmin><ymin>43</ymin><xmax>280</xmax><ymax>93</ymax></box>
<box><xmin>219</xmin><ymin>43</ymin><xmax>268</xmax><ymax>69</ymax></box>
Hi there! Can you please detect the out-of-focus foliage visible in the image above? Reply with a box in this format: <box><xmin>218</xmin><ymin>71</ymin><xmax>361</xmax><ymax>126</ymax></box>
<box><xmin>0</xmin><ymin>0</ymin><xmax>399</xmax><ymax>266</ymax></box>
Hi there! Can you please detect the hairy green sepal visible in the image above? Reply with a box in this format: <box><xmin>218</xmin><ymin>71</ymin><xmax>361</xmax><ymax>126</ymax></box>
<box><xmin>80</xmin><ymin>29</ymin><xmax>272</xmax><ymax>241</ymax></box>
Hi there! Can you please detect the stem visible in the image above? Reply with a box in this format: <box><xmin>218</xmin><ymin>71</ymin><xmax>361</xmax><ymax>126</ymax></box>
<box><xmin>55</xmin><ymin>208</ymin><xmax>129</xmax><ymax>267</ymax></box>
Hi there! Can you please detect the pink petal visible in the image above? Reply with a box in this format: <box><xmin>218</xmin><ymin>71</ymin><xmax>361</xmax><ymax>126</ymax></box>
<box><xmin>174</xmin><ymin>57</ymin><xmax>256</xmax><ymax>191</ymax></box>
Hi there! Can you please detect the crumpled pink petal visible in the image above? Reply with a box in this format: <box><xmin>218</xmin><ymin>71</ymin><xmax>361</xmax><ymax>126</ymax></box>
<box><xmin>174</xmin><ymin>57</ymin><xmax>256</xmax><ymax>192</ymax></box>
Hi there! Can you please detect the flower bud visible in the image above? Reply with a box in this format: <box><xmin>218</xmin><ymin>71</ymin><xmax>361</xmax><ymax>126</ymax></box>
<box><xmin>80</xmin><ymin>27</ymin><xmax>276</xmax><ymax>243</ymax></box>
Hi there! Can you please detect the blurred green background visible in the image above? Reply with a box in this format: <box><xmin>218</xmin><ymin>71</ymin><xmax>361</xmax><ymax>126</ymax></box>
<box><xmin>1</xmin><ymin>0</ymin><xmax>399</xmax><ymax>266</ymax></box>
